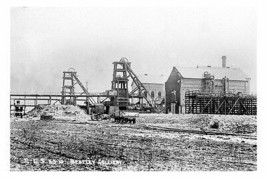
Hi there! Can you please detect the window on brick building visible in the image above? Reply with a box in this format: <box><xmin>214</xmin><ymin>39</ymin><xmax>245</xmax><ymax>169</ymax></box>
<box><xmin>151</xmin><ymin>91</ymin><xmax>154</xmax><ymax>98</ymax></box>
<box><xmin>144</xmin><ymin>91</ymin><xmax>147</xmax><ymax>98</ymax></box>
<box><xmin>158</xmin><ymin>91</ymin><xmax>161</xmax><ymax>98</ymax></box>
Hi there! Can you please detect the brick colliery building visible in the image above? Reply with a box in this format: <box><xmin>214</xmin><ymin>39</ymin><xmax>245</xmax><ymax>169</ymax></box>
<box><xmin>131</xmin><ymin>74</ymin><xmax>167</xmax><ymax>106</ymax></box>
<box><xmin>165</xmin><ymin>56</ymin><xmax>252</xmax><ymax>114</ymax></box>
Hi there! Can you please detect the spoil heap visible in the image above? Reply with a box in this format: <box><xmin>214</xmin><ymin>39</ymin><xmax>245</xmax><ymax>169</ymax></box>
<box><xmin>26</xmin><ymin>103</ymin><xmax>90</xmax><ymax>121</ymax></box>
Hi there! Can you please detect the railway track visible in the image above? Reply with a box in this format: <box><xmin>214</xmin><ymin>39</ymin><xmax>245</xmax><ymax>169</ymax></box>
<box><xmin>138</xmin><ymin>124</ymin><xmax>257</xmax><ymax>140</ymax></box>
<box><xmin>49</xmin><ymin>119</ymin><xmax>257</xmax><ymax>140</ymax></box>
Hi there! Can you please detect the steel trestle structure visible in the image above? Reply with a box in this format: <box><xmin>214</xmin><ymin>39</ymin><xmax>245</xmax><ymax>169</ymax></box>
<box><xmin>185</xmin><ymin>91</ymin><xmax>257</xmax><ymax>115</ymax></box>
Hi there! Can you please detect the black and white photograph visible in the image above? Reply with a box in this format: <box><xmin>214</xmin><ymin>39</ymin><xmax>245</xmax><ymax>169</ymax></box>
<box><xmin>2</xmin><ymin>0</ymin><xmax>264</xmax><ymax>174</ymax></box>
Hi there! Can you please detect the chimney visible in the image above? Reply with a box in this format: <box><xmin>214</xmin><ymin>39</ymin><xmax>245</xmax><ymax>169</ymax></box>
<box><xmin>222</xmin><ymin>56</ymin><xmax>226</xmax><ymax>68</ymax></box>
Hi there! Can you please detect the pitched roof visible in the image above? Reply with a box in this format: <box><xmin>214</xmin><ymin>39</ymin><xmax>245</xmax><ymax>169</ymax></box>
<box><xmin>136</xmin><ymin>74</ymin><xmax>168</xmax><ymax>84</ymax></box>
<box><xmin>174</xmin><ymin>66</ymin><xmax>249</xmax><ymax>81</ymax></box>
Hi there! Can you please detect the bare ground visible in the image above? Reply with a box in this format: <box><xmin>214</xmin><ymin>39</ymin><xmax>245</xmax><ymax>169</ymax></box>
<box><xmin>10</xmin><ymin>114</ymin><xmax>257</xmax><ymax>171</ymax></box>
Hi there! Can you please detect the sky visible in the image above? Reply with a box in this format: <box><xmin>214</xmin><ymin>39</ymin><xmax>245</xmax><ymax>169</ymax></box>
<box><xmin>10</xmin><ymin>7</ymin><xmax>257</xmax><ymax>94</ymax></box>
